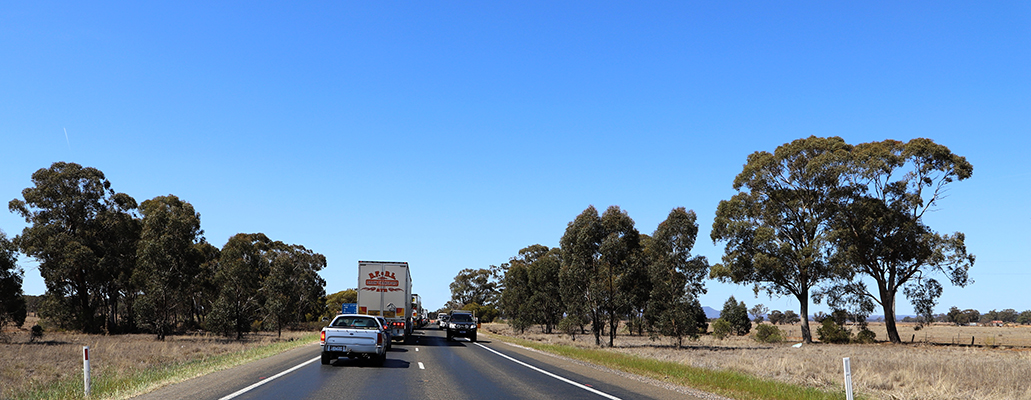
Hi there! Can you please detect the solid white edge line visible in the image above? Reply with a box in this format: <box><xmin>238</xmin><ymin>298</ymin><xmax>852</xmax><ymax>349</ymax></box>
<box><xmin>474</xmin><ymin>342</ymin><xmax>622</xmax><ymax>400</ymax></box>
<box><xmin>218</xmin><ymin>355</ymin><xmax>321</xmax><ymax>400</ymax></box>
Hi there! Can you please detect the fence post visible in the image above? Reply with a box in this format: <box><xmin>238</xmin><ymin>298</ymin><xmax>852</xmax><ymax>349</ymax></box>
<box><xmin>971</xmin><ymin>336</ymin><xmax>975</xmax><ymax>346</ymax></box>
<box><xmin>83</xmin><ymin>346</ymin><xmax>91</xmax><ymax>397</ymax></box>
<box><xmin>843</xmin><ymin>357</ymin><xmax>854</xmax><ymax>400</ymax></box>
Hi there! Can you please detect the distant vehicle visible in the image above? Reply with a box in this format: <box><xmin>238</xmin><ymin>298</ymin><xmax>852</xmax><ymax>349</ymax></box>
<box><xmin>375</xmin><ymin>316</ymin><xmax>393</xmax><ymax>350</ymax></box>
<box><xmin>412</xmin><ymin>294</ymin><xmax>425</xmax><ymax>328</ymax></box>
<box><xmin>438</xmin><ymin>314</ymin><xmax>450</xmax><ymax>330</ymax></box>
<box><xmin>445</xmin><ymin>311</ymin><xmax>477</xmax><ymax>342</ymax></box>
<box><xmin>320</xmin><ymin>314</ymin><xmax>388</xmax><ymax>366</ymax></box>
<box><xmin>358</xmin><ymin>261</ymin><xmax>413</xmax><ymax>343</ymax></box>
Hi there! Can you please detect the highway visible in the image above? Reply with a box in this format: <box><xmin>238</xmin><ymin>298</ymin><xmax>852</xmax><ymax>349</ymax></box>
<box><xmin>134</xmin><ymin>325</ymin><xmax>717</xmax><ymax>400</ymax></box>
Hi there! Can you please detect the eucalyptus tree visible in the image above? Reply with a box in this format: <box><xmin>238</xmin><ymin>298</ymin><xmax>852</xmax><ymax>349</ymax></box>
<box><xmin>208</xmin><ymin>233</ymin><xmax>272</xmax><ymax>339</ymax></box>
<box><xmin>0</xmin><ymin>230</ymin><xmax>27</xmax><ymax>331</ymax></box>
<box><xmin>9</xmin><ymin>162</ymin><xmax>138</xmax><ymax>333</ymax></box>
<box><xmin>645</xmin><ymin>208</ymin><xmax>709</xmax><ymax>346</ymax></box>
<box><xmin>559</xmin><ymin>206</ymin><xmax>605</xmax><ymax>345</ymax></box>
<box><xmin>598</xmin><ymin>206</ymin><xmax>643</xmax><ymax>347</ymax></box>
<box><xmin>134</xmin><ymin>195</ymin><xmax>204</xmax><ymax>339</ymax></box>
<box><xmin>710</xmin><ymin>136</ymin><xmax>854</xmax><ymax>343</ymax></box>
<box><xmin>500</xmin><ymin>244</ymin><xmax>557</xmax><ymax>333</ymax></box>
<box><xmin>262</xmin><ymin>243</ymin><xmax>326</xmax><ymax>337</ymax></box>
<box><xmin>560</xmin><ymin>205</ymin><xmax>643</xmax><ymax>347</ymax></box>
<box><xmin>188</xmin><ymin>241</ymin><xmax>220</xmax><ymax>327</ymax></box>
<box><xmin>499</xmin><ymin>261</ymin><xmax>532</xmax><ymax>332</ymax></box>
<box><xmin>526</xmin><ymin>247</ymin><xmax>563</xmax><ymax>333</ymax></box>
<box><xmin>449</xmin><ymin>268</ymin><xmax>498</xmax><ymax>308</ymax></box>
<box><xmin>827</xmin><ymin>138</ymin><xmax>974</xmax><ymax>343</ymax></box>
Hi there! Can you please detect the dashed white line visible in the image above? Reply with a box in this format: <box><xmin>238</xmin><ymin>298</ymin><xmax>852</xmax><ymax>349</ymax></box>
<box><xmin>418</xmin><ymin>362</ymin><xmax>425</xmax><ymax>370</ymax></box>
<box><xmin>474</xmin><ymin>342</ymin><xmax>622</xmax><ymax>400</ymax></box>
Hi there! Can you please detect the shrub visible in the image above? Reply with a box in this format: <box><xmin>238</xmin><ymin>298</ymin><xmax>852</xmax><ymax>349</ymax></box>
<box><xmin>29</xmin><ymin>324</ymin><xmax>43</xmax><ymax>343</ymax></box>
<box><xmin>817</xmin><ymin>318</ymin><xmax>851</xmax><ymax>344</ymax></box>
<box><xmin>753</xmin><ymin>323</ymin><xmax>783</xmax><ymax>343</ymax></box>
<box><xmin>558</xmin><ymin>315</ymin><xmax>582</xmax><ymax>341</ymax></box>
<box><xmin>854</xmin><ymin>327</ymin><xmax>876</xmax><ymax>344</ymax></box>
<box><xmin>712</xmin><ymin>318</ymin><xmax>732</xmax><ymax>340</ymax></box>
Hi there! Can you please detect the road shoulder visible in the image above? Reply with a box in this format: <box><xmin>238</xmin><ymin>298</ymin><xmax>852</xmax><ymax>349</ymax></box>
<box><xmin>480</xmin><ymin>334</ymin><xmax>731</xmax><ymax>400</ymax></box>
<box><xmin>130</xmin><ymin>342</ymin><xmax>321</xmax><ymax>400</ymax></box>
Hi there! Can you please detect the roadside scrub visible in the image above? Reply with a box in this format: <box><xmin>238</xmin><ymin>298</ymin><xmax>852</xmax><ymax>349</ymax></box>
<box><xmin>481</xmin><ymin>331</ymin><xmax>863</xmax><ymax>400</ymax></box>
<box><xmin>11</xmin><ymin>333</ymin><xmax>318</xmax><ymax>400</ymax></box>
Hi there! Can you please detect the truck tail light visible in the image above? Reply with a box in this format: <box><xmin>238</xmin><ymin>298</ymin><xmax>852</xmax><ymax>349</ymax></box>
<box><xmin>378</xmin><ymin>332</ymin><xmax>384</xmax><ymax>345</ymax></box>
<box><xmin>320</xmin><ymin>330</ymin><xmax>325</xmax><ymax>343</ymax></box>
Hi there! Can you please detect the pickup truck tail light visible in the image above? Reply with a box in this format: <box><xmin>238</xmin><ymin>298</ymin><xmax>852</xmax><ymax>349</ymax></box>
<box><xmin>378</xmin><ymin>332</ymin><xmax>384</xmax><ymax>345</ymax></box>
<box><xmin>320</xmin><ymin>330</ymin><xmax>326</xmax><ymax>343</ymax></box>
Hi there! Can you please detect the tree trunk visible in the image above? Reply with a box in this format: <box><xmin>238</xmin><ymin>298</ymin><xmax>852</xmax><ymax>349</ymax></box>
<box><xmin>77</xmin><ymin>282</ymin><xmax>95</xmax><ymax>334</ymax></box>
<box><xmin>798</xmin><ymin>294</ymin><xmax>812</xmax><ymax>343</ymax></box>
<box><xmin>880</xmin><ymin>285</ymin><xmax>901</xmax><ymax>343</ymax></box>
<box><xmin>592</xmin><ymin>310</ymin><xmax>602</xmax><ymax>346</ymax></box>
<box><xmin>608</xmin><ymin>313</ymin><xmax>616</xmax><ymax>347</ymax></box>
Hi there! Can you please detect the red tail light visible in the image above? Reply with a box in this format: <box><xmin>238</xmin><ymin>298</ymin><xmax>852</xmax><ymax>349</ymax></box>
<box><xmin>378</xmin><ymin>332</ymin><xmax>384</xmax><ymax>345</ymax></box>
<box><xmin>320</xmin><ymin>330</ymin><xmax>325</xmax><ymax>343</ymax></box>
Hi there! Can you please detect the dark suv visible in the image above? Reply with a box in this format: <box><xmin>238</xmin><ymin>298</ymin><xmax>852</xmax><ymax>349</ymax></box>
<box><xmin>445</xmin><ymin>311</ymin><xmax>477</xmax><ymax>342</ymax></box>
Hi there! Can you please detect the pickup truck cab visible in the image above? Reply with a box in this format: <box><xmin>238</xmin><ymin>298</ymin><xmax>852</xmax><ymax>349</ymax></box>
<box><xmin>321</xmin><ymin>314</ymin><xmax>388</xmax><ymax>366</ymax></box>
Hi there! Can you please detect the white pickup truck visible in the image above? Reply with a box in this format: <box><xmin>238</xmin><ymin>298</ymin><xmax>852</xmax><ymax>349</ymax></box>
<box><xmin>320</xmin><ymin>314</ymin><xmax>388</xmax><ymax>366</ymax></box>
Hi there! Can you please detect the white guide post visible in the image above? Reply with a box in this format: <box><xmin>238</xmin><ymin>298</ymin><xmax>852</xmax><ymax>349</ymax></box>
<box><xmin>83</xmin><ymin>346</ymin><xmax>91</xmax><ymax>397</ymax></box>
<box><xmin>842</xmin><ymin>357</ymin><xmax>853</xmax><ymax>400</ymax></box>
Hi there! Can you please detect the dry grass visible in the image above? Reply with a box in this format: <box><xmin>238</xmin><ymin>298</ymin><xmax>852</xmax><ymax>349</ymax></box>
<box><xmin>483</xmin><ymin>322</ymin><xmax>1031</xmax><ymax>400</ymax></box>
<box><xmin>1</xmin><ymin>314</ymin><xmax>312</xmax><ymax>400</ymax></box>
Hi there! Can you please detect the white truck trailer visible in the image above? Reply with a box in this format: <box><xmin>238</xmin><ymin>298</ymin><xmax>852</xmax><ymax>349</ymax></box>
<box><xmin>357</xmin><ymin>261</ymin><xmax>413</xmax><ymax>343</ymax></box>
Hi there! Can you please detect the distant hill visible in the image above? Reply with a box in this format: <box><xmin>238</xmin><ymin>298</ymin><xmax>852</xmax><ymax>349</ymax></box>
<box><xmin>703</xmin><ymin>306</ymin><xmax>720</xmax><ymax>319</ymax></box>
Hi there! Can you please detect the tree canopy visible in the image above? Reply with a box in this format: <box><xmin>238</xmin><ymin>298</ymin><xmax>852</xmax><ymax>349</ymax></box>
<box><xmin>711</xmin><ymin>136</ymin><xmax>853</xmax><ymax>343</ymax></box>
<box><xmin>6</xmin><ymin>162</ymin><xmax>327</xmax><ymax>338</ymax></box>
<box><xmin>9</xmin><ymin>162</ymin><xmax>139</xmax><ymax>333</ymax></box>
<box><xmin>134</xmin><ymin>195</ymin><xmax>204</xmax><ymax>339</ymax></box>
<box><xmin>825</xmin><ymin>138</ymin><xmax>974</xmax><ymax>343</ymax></box>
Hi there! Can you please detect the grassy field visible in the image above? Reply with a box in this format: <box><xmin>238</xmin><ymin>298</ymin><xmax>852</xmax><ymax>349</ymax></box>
<box><xmin>482</xmin><ymin>321</ymin><xmax>1031</xmax><ymax>400</ymax></box>
<box><xmin>1</xmin><ymin>315</ymin><xmax>316</xmax><ymax>400</ymax></box>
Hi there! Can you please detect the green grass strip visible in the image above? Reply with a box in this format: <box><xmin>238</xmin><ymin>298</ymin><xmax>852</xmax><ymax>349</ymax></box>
<box><xmin>482</xmin><ymin>332</ymin><xmax>866</xmax><ymax>400</ymax></box>
<box><xmin>13</xmin><ymin>333</ymin><xmax>319</xmax><ymax>400</ymax></box>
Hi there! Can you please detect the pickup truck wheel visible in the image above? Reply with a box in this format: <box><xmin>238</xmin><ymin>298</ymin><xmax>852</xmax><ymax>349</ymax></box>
<box><xmin>321</xmin><ymin>352</ymin><xmax>332</xmax><ymax>365</ymax></box>
<box><xmin>374</xmin><ymin>353</ymin><xmax>386</xmax><ymax>367</ymax></box>
<box><xmin>445</xmin><ymin>333</ymin><xmax>452</xmax><ymax>341</ymax></box>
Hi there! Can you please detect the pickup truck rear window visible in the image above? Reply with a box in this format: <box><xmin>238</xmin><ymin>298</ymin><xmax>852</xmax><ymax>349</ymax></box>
<box><xmin>330</xmin><ymin>317</ymin><xmax>381</xmax><ymax>329</ymax></box>
<box><xmin>451</xmin><ymin>314</ymin><xmax>473</xmax><ymax>323</ymax></box>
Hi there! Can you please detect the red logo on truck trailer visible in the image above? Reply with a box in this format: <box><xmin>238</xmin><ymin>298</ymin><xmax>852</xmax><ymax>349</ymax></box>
<box><xmin>362</xmin><ymin>270</ymin><xmax>403</xmax><ymax>292</ymax></box>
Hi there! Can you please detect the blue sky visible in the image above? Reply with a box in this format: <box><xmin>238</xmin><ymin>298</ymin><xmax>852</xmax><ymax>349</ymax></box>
<box><xmin>2</xmin><ymin>2</ymin><xmax>1028</xmax><ymax>316</ymax></box>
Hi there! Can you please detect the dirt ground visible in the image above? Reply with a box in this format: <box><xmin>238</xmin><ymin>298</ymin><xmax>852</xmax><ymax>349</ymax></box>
<box><xmin>482</xmin><ymin>322</ymin><xmax>1031</xmax><ymax>400</ymax></box>
<box><xmin>0</xmin><ymin>314</ymin><xmax>310</xmax><ymax>399</ymax></box>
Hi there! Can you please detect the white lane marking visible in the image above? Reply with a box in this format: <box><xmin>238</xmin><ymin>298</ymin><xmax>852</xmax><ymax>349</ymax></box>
<box><xmin>416</xmin><ymin>347</ymin><xmax>420</xmax><ymax>352</ymax></box>
<box><xmin>474</xmin><ymin>342</ymin><xmax>622</xmax><ymax>400</ymax></box>
<box><xmin>418</xmin><ymin>362</ymin><xmax>425</xmax><ymax>370</ymax></box>
<box><xmin>218</xmin><ymin>356</ymin><xmax>320</xmax><ymax>400</ymax></box>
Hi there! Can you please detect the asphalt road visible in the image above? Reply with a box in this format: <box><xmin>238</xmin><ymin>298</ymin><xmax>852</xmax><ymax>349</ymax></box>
<box><xmin>134</xmin><ymin>325</ymin><xmax>716</xmax><ymax>400</ymax></box>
